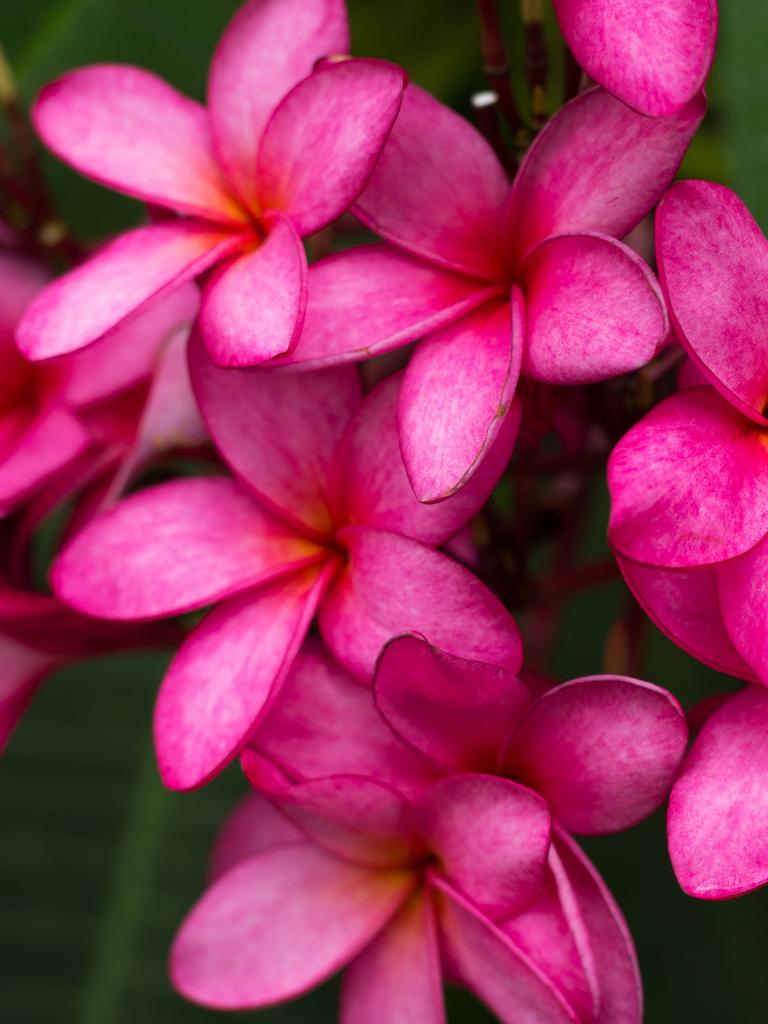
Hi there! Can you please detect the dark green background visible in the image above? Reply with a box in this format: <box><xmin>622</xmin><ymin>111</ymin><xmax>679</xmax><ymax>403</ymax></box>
<box><xmin>1</xmin><ymin>2</ymin><xmax>767</xmax><ymax>1021</ymax></box>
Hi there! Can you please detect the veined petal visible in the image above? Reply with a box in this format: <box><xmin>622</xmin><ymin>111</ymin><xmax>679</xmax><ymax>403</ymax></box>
<box><xmin>17</xmin><ymin>223</ymin><xmax>244</xmax><ymax>360</ymax></box>
<box><xmin>34</xmin><ymin>65</ymin><xmax>244</xmax><ymax>223</ymax></box>
<box><xmin>52</xmin><ymin>477</ymin><xmax>324</xmax><ymax>620</ymax></box>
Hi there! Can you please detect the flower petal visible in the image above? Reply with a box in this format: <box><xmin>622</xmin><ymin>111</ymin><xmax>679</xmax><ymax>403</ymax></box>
<box><xmin>717</xmin><ymin>533</ymin><xmax>768</xmax><ymax>683</ymax></box>
<box><xmin>668</xmin><ymin>686</ymin><xmax>768</xmax><ymax>898</ymax></box>
<box><xmin>207</xmin><ymin>0</ymin><xmax>349</xmax><ymax>211</ymax></box>
<box><xmin>154</xmin><ymin>563</ymin><xmax>333</xmax><ymax>790</ymax></box>
<box><xmin>608</xmin><ymin>387</ymin><xmax>768</xmax><ymax>566</ymax></box>
<box><xmin>34</xmin><ymin>65</ymin><xmax>243</xmax><ymax>223</ymax></box>
<box><xmin>321</xmin><ymin>527</ymin><xmax>523</xmax><ymax>681</ymax></box>
<box><xmin>189</xmin><ymin>331</ymin><xmax>361</xmax><ymax>536</ymax></box>
<box><xmin>17</xmin><ymin>223</ymin><xmax>243</xmax><ymax>360</ymax></box>
<box><xmin>501</xmin><ymin>676</ymin><xmax>687</xmax><ymax>834</ymax></box>
<box><xmin>258</xmin><ymin>58</ymin><xmax>406</xmax><ymax>236</ymax></box>
<box><xmin>521</xmin><ymin>233</ymin><xmax>665</xmax><ymax>383</ymax></box>
<box><xmin>277</xmin><ymin>244</ymin><xmax>498</xmax><ymax>368</ymax></box>
<box><xmin>200</xmin><ymin>214</ymin><xmax>307</xmax><ymax>366</ymax></box>
<box><xmin>355</xmin><ymin>85</ymin><xmax>509</xmax><ymax>280</ymax></box>
<box><xmin>255</xmin><ymin>647</ymin><xmax>439</xmax><ymax>795</ymax></box>
<box><xmin>0</xmin><ymin>631</ymin><xmax>58</xmax><ymax>755</ymax></box>
<box><xmin>52</xmin><ymin>477</ymin><xmax>324</xmax><ymax>620</ymax></box>
<box><xmin>505</xmin><ymin>86</ymin><xmax>705</xmax><ymax>264</ymax></box>
<box><xmin>171</xmin><ymin>842</ymin><xmax>413</xmax><ymax>1009</ymax></box>
<box><xmin>374</xmin><ymin>633</ymin><xmax>532</xmax><ymax>773</ymax></box>
<box><xmin>553</xmin><ymin>0</ymin><xmax>717</xmax><ymax>116</ymax></box>
<box><xmin>338</xmin><ymin>369</ymin><xmax>518</xmax><ymax>544</ymax></box>
<box><xmin>657</xmin><ymin>180</ymin><xmax>768</xmax><ymax>422</ymax></box>
<box><xmin>341</xmin><ymin>891</ymin><xmax>445</xmax><ymax>1024</ymax></box>
<box><xmin>209</xmin><ymin>792</ymin><xmax>306</xmax><ymax>882</ymax></box>
<box><xmin>418</xmin><ymin>774</ymin><xmax>550</xmax><ymax>917</ymax></box>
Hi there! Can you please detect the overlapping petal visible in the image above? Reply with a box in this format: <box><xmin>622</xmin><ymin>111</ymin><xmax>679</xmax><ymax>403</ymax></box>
<box><xmin>208</xmin><ymin>792</ymin><xmax>306</xmax><ymax>882</ymax></box>
<box><xmin>717</xmin><ymin>533</ymin><xmax>768</xmax><ymax>682</ymax></box>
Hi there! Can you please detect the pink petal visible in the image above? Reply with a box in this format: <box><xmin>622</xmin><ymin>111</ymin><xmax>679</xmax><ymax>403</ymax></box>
<box><xmin>608</xmin><ymin>387</ymin><xmax>768</xmax><ymax>566</ymax></box>
<box><xmin>418</xmin><ymin>775</ymin><xmax>550</xmax><ymax>917</ymax></box>
<box><xmin>553</xmin><ymin>0</ymin><xmax>717</xmax><ymax>116</ymax></box>
<box><xmin>321</xmin><ymin>527</ymin><xmax>523</xmax><ymax>681</ymax></box>
<box><xmin>17</xmin><ymin>222</ymin><xmax>244</xmax><ymax>360</ymax></box>
<box><xmin>433</xmin><ymin>877</ymin><xmax>579</xmax><ymax>1023</ymax></box>
<box><xmin>374</xmin><ymin>633</ymin><xmax>532</xmax><ymax>772</ymax></box>
<box><xmin>34</xmin><ymin>65</ymin><xmax>243</xmax><ymax>223</ymax></box>
<box><xmin>521</xmin><ymin>233</ymin><xmax>666</xmax><ymax>383</ymax></box>
<box><xmin>277</xmin><ymin>244</ymin><xmax>500</xmax><ymax>369</ymax></box>
<box><xmin>0</xmin><ymin>251</ymin><xmax>49</xmax><ymax>330</ymax></box>
<box><xmin>155</xmin><ymin>563</ymin><xmax>333</xmax><ymax>790</ymax></box>
<box><xmin>52</xmin><ymin>477</ymin><xmax>324</xmax><ymax>620</ymax></box>
<box><xmin>341</xmin><ymin>891</ymin><xmax>445</xmax><ymax>1024</ymax></box>
<box><xmin>355</xmin><ymin>84</ymin><xmax>509</xmax><ymax>280</ymax></box>
<box><xmin>0</xmin><ymin>407</ymin><xmax>90</xmax><ymax>516</ymax></box>
<box><xmin>505</xmin><ymin>86</ymin><xmax>705</xmax><ymax>265</ymax></box>
<box><xmin>399</xmin><ymin>296</ymin><xmax>522</xmax><ymax>502</ymax></box>
<box><xmin>668</xmin><ymin>686</ymin><xmax>768</xmax><ymax>898</ymax></box>
<box><xmin>255</xmin><ymin>646</ymin><xmax>439</xmax><ymax>796</ymax></box>
<box><xmin>338</xmin><ymin>369</ymin><xmax>518</xmax><ymax>545</ymax></box>
<box><xmin>209</xmin><ymin>792</ymin><xmax>306</xmax><ymax>882</ymax></box>
<box><xmin>501</xmin><ymin>676</ymin><xmax>687</xmax><ymax>834</ymax></box>
<box><xmin>717</xmin><ymin>534</ymin><xmax>768</xmax><ymax>683</ymax></box>
<box><xmin>207</xmin><ymin>0</ymin><xmax>349</xmax><ymax>211</ymax></box>
<box><xmin>657</xmin><ymin>180</ymin><xmax>768</xmax><ymax>422</ymax></box>
<box><xmin>257</xmin><ymin>58</ymin><xmax>406</xmax><ymax>236</ymax></box>
<box><xmin>619</xmin><ymin>557</ymin><xmax>755</xmax><ymax>680</ymax></box>
<box><xmin>200</xmin><ymin>214</ymin><xmax>307</xmax><ymax>366</ymax></box>
<box><xmin>189</xmin><ymin>331</ymin><xmax>361</xmax><ymax>536</ymax></box>
<box><xmin>553</xmin><ymin>829</ymin><xmax>642</xmax><ymax>1023</ymax></box>
<box><xmin>171</xmin><ymin>842</ymin><xmax>413</xmax><ymax>1008</ymax></box>
<box><xmin>0</xmin><ymin>630</ymin><xmax>59</xmax><ymax>755</ymax></box>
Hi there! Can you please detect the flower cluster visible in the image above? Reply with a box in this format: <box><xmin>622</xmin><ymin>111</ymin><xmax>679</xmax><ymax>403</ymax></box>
<box><xmin>5</xmin><ymin>0</ymin><xmax>761</xmax><ymax>1018</ymax></box>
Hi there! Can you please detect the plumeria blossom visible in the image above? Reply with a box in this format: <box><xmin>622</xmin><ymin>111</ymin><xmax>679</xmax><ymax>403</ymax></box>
<box><xmin>51</xmin><ymin>343</ymin><xmax>521</xmax><ymax>791</ymax></box>
<box><xmin>274</xmin><ymin>84</ymin><xmax>703</xmax><ymax>501</ymax></box>
<box><xmin>552</xmin><ymin>0</ymin><xmax>717</xmax><ymax>117</ymax></box>
<box><xmin>0</xmin><ymin>250</ymin><xmax>198</xmax><ymax>517</ymax></box>
<box><xmin>169</xmin><ymin>640</ymin><xmax>686</xmax><ymax>1020</ymax></box>
<box><xmin>17</xmin><ymin>0</ymin><xmax>407</xmax><ymax>367</ymax></box>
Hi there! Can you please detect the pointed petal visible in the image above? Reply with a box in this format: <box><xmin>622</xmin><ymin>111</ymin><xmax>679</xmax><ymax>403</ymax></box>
<box><xmin>418</xmin><ymin>775</ymin><xmax>550</xmax><ymax>916</ymax></box>
<box><xmin>278</xmin><ymin>244</ymin><xmax>498</xmax><ymax>368</ymax></box>
<box><xmin>506</xmin><ymin>87</ymin><xmax>705</xmax><ymax>264</ymax></box>
<box><xmin>0</xmin><ymin>631</ymin><xmax>58</xmax><ymax>755</ymax></box>
<box><xmin>17</xmin><ymin>223</ymin><xmax>243</xmax><ymax>360</ymax></box>
<box><xmin>341</xmin><ymin>891</ymin><xmax>445</xmax><ymax>1024</ymax></box>
<box><xmin>258</xmin><ymin>59</ymin><xmax>406</xmax><ymax>235</ymax></box>
<box><xmin>717</xmin><ymin>533</ymin><xmax>768</xmax><ymax>683</ymax></box>
<box><xmin>52</xmin><ymin>477</ymin><xmax>324</xmax><ymax>620</ymax></box>
<box><xmin>399</xmin><ymin>295</ymin><xmax>522</xmax><ymax>502</ymax></box>
<box><xmin>154</xmin><ymin>563</ymin><xmax>333</xmax><ymax>790</ymax></box>
<box><xmin>200</xmin><ymin>214</ymin><xmax>307</xmax><ymax>366</ymax></box>
<box><xmin>171</xmin><ymin>842</ymin><xmax>412</xmax><ymax>1009</ymax></box>
<box><xmin>255</xmin><ymin>647</ymin><xmax>439</xmax><ymax>796</ymax></box>
<box><xmin>657</xmin><ymin>180</ymin><xmax>768</xmax><ymax>422</ymax></box>
<box><xmin>34</xmin><ymin>65</ymin><xmax>243</xmax><ymax>223</ymax></box>
<box><xmin>434</xmin><ymin>877</ymin><xmax>579</xmax><ymax>1023</ymax></box>
<box><xmin>0</xmin><ymin>408</ymin><xmax>89</xmax><ymax>516</ymax></box>
<box><xmin>608</xmin><ymin>387</ymin><xmax>768</xmax><ymax>566</ymax></box>
<box><xmin>521</xmin><ymin>233</ymin><xmax>665</xmax><ymax>383</ymax></box>
<box><xmin>355</xmin><ymin>85</ymin><xmax>508</xmax><ymax>280</ymax></box>
<box><xmin>209</xmin><ymin>792</ymin><xmax>306</xmax><ymax>882</ymax></box>
<box><xmin>207</xmin><ymin>0</ymin><xmax>349</xmax><ymax>211</ymax></box>
<box><xmin>502</xmin><ymin>676</ymin><xmax>687</xmax><ymax>834</ymax></box>
<box><xmin>374</xmin><ymin>634</ymin><xmax>532</xmax><ymax>773</ymax></box>
<box><xmin>189</xmin><ymin>331</ymin><xmax>360</xmax><ymax>535</ymax></box>
<box><xmin>553</xmin><ymin>0</ymin><xmax>716</xmax><ymax>116</ymax></box>
<box><xmin>321</xmin><ymin>527</ymin><xmax>523</xmax><ymax>681</ymax></box>
<box><xmin>338</xmin><ymin>369</ymin><xmax>517</xmax><ymax>545</ymax></box>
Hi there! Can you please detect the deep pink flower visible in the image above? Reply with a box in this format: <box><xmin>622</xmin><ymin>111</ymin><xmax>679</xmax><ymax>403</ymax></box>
<box><xmin>169</xmin><ymin>641</ymin><xmax>686</xmax><ymax>1019</ymax></box>
<box><xmin>17</xmin><ymin>0</ymin><xmax>406</xmax><ymax>367</ymax></box>
<box><xmin>276</xmin><ymin>85</ymin><xmax>702</xmax><ymax>500</ymax></box>
<box><xmin>552</xmin><ymin>0</ymin><xmax>717</xmax><ymax>117</ymax></box>
<box><xmin>51</xmin><ymin>344</ymin><xmax>521</xmax><ymax>791</ymax></box>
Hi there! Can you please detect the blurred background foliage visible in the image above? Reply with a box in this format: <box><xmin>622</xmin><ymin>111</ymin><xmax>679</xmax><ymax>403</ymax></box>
<box><xmin>1</xmin><ymin>1</ymin><xmax>768</xmax><ymax>1021</ymax></box>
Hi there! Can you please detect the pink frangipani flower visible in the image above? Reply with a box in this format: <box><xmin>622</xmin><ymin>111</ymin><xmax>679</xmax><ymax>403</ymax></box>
<box><xmin>51</xmin><ymin>345</ymin><xmax>522</xmax><ymax>791</ymax></box>
<box><xmin>552</xmin><ymin>0</ymin><xmax>718</xmax><ymax>117</ymax></box>
<box><xmin>275</xmin><ymin>84</ymin><xmax>702</xmax><ymax>501</ymax></box>
<box><xmin>17</xmin><ymin>0</ymin><xmax>406</xmax><ymax>367</ymax></box>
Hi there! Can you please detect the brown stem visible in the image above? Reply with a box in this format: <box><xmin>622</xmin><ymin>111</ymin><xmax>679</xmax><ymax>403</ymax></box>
<box><xmin>521</xmin><ymin>0</ymin><xmax>548</xmax><ymax>130</ymax></box>
<box><xmin>563</xmin><ymin>46</ymin><xmax>583</xmax><ymax>102</ymax></box>
<box><xmin>471</xmin><ymin>90</ymin><xmax>514</xmax><ymax>171</ymax></box>
<box><xmin>475</xmin><ymin>0</ymin><xmax>524</xmax><ymax>134</ymax></box>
